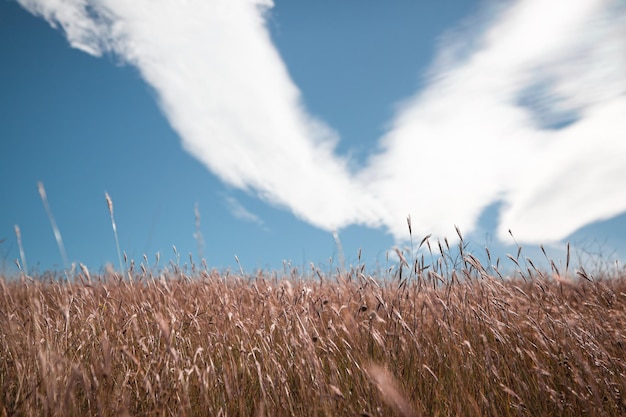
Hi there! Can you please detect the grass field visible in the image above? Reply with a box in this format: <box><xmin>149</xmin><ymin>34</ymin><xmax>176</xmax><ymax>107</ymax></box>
<box><xmin>1</xmin><ymin>240</ymin><xmax>625</xmax><ymax>417</ymax></box>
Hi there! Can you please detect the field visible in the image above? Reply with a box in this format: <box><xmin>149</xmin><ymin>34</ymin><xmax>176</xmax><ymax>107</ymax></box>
<box><xmin>1</xmin><ymin>244</ymin><xmax>626</xmax><ymax>416</ymax></box>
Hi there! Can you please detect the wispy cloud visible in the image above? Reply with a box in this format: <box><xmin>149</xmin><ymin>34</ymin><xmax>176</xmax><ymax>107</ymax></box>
<box><xmin>224</xmin><ymin>196</ymin><xmax>265</xmax><ymax>228</ymax></box>
<box><xmin>18</xmin><ymin>0</ymin><xmax>626</xmax><ymax>245</ymax></box>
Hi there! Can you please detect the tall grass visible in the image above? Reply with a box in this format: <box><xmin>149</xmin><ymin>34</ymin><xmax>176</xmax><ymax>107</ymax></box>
<box><xmin>1</xmin><ymin>242</ymin><xmax>625</xmax><ymax>416</ymax></box>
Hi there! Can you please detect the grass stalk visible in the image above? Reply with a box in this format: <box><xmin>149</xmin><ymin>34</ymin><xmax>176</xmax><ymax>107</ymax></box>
<box><xmin>37</xmin><ymin>181</ymin><xmax>69</xmax><ymax>273</ymax></box>
<box><xmin>14</xmin><ymin>224</ymin><xmax>27</xmax><ymax>276</ymax></box>
<box><xmin>105</xmin><ymin>191</ymin><xmax>124</xmax><ymax>276</ymax></box>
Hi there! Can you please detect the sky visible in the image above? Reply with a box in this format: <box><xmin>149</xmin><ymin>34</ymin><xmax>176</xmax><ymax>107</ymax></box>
<box><xmin>1</xmin><ymin>0</ymin><xmax>625</xmax><ymax>276</ymax></box>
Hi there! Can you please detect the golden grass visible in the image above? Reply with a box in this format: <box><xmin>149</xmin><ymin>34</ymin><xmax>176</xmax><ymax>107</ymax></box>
<box><xmin>1</xmin><ymin>258</ymin><xmax>625</xmax><ymax>416</ymax></box>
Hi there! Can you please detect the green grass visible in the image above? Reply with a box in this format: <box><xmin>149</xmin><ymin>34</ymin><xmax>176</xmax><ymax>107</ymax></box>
<box><xmin>1</xmin><ymin>249</ymin><xmax>625</xmax><ymax>416</ymax></box>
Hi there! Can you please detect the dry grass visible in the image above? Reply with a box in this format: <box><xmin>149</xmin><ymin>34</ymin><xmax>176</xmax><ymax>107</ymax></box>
<box><xmin>1</xmin><ymin>250</ymin><xmax>626</xmax><ymax>416</ymax></box>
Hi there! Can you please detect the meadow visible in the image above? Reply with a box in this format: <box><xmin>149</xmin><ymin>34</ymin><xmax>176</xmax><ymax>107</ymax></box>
<box><xmin>1</xmin><ymin>236</ymin><xmax>625</xmax><ymax>417</ymax></box>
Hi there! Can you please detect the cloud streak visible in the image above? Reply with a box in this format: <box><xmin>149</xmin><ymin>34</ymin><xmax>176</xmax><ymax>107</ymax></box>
<box><xmin>224</xmin><ymin>196</ymin><xmax>265</xmax><ymax>227</ymax></box>
<box><xmin>18</xmin><ymin>0</ymin><xmax>626</xmax><ymax>245</ymax></box>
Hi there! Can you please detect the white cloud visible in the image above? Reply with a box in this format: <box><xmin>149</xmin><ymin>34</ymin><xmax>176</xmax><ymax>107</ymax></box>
<box><xmin>17</xmin><ymin>0</ymin><xmax>115</xmax><ymax>55</ymax></box>
<box><xmin>18</xmin><ymin>0</ymin><xmax>626</xmax><ymax>246</ymax></box>
<box><xmin>224</xmin><ymin>196</ymin><xmax>265</xmax><ymax>227</ymax></box>
<box><xmin>359</xmin><ymin>0</ymin><xmax>626</xmax><ymax>242</ymax></box>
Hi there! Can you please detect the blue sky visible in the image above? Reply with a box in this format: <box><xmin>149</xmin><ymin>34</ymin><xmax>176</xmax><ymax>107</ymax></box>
<box><xmin>1</xmin><ymin>0</ymin><xmax>625</xmax><ymax>276</ymax></box>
